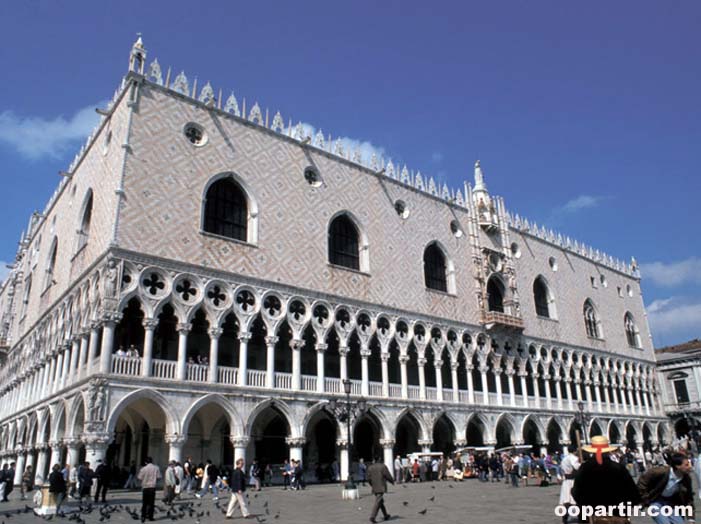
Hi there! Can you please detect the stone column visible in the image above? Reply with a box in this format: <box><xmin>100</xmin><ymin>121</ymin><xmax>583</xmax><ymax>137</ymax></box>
<box><xmin>532</xmin><ymin>372</ymin><xmax>541</xmax><ymax>408</ymax></box>
<box><xmin>602</xmin><ymin>381</ymin><xmax>612</xmax><ymax>413</ymax></box>
<box><xmin>141</xmin><ymin>319</ymin><xmax>157</xmax><ymax>378</ymax></box>
<box><xmin>68</xmin><ymin>339</ymin><xmax>80</xmax><ymax>385</ymax></box>
<box><xmin>417</xmin><ymin>358</ymin><xmax>427</xmax><ymax>400</ymax></box>
<box><xmin>519</xmin><ymin>372</ymin><xmax>529</xmax><ymax>408</ymax></box>
<box><xmin>286</xmin><ymin>437</ymin><xmax>305</xmax><ymax>465</ymax></box>
<box><xmin>87</xmin><ymin>323</ymin><xmax>100</xmax><ymax>373</ymax></box>
<box><xmin>339</xmin><ymin>346</ymin><xmax>348</xmax><ymax>381</ymax></box>
<box><xmin>380</xmin><ymin>353</ymin><xmax>390</xmax><ymax>397</ymax></box>
<box><xmin>99</xmin><ymin>318</ymin><xmax>118</xmax><ymax>374</ymax></box>
<box><xmin>14</xmin><ymin>448</ymin><xmax>27</xmax><ymax>485</ymax></box>
<box><xmin>337</xmin><ymin>439</ymin><xmax>349</xmax><ymax>481</ymax></box>
<box><xmin>34</xmin><ymin>444</ymin><xmax>50</xmax><ymax>485</ymax></box>
<box><xmin>554</xmin><ymin>377</ymin><xmax>563</xmax><ymax>410</ymax></box>
<box><xmin>543</xmin><ymin>374</ymin><xmax>552</xmax><ymax>410</ymax></box>
<box><xmin>208</xmin><ymin>328</ymin><xmax>222</xmax><ymax>384</ymax></box>
<box><xmin>265</xmin><ymin>336</ymin><xmax>278</xmax><ymax>389</ymax></box>
<box><xmin>419</xmin><ymin>439</ymin><xmax>432</xmax><ymax>454</ymax></box>
<box><xmin>230</xmin><ymin>436</ymin><xmax>250</xmax><ymax>464</ymax></box>
<box><xmin>61</xmin><ymin>344</ymin><xmax>72</xmax><ymax>389</ymax></box>
<box><xmin>176</xmin><ymin>323</ymin><xmax>191</xmax><ymax>381</ymax></box>
<box><xmin>25</xmin><ymin>450</ymin><xmax>36</xmax><ymax>475</ymax></box>
<box><xmin>65</xmin><ymin>438</ymin><xmax>82</xmax><ymax>468</ymax></box>
<box><xmin>43</xmin><ymin>356</ymin><xmax>55</xmax><ymax>398</ymax></box>
<box><xmin>435</xmin><ymin>359</ymin><xmax>444</xmax><ymax>402</ymax></box>
<box><xmin>315</xmin><ymin>343</ymin><xmax>326</xmax><ymax>393</ymax></box>
<box><xmin>291</xmin><ymin>339</ymin><xmax>302</xmax><ymax>391</ymax></box>
<box><xmin>584</xmin><ymin>380</ymin><xmax>594</xmax><ymax>412</ymax></box>
<box><xmin>82</xmin><ymin>434</ymin><xmax>110</xmax><ymax>466</ymax></box>
<box><xmin>399</xmin><ymin>355</ymin><xmax>409</xmax><ymax>399</ymax></box>
<box><xmin>237</xmin><ymin>332</ymin><xmax>251</xmax><ymax>386</ymax></box>
<box><xmin>493</xmin><ymin>368</ymin><xmax>503</xmax><ymax>406</ymax></box>
<box><xmin>619</xmin><ymin>384</ymin><xmax>628</xmax><ymax>413</ymax></box>
<box><xmin>564</xmin><ymin>378</ymin><xmax>574</xmax><ymax>411</ymax></box>
<box><xmin>635</xmin><ymin>387</ymin><xmax>644</xmax><ymax>415</ymax></box>
<box><xmin>360</xmin><ymin>346</ymin><xmax>371</xmax><ymax>397</ymax></box>
<box><xmin>507</xmin><ymin>370</ymin><xmax>517</xmax><ymax>407</ymax></box>
<box><xmin>642</xmin><ymin>385</ymin><xmax>651</xmax><ymax>416</ymax></box>
<box><xmin>78</xmin><ymin>333</ymin><xmax>89</xmax><ymax>378</ymax></box>
<box><xmin>593</xmin><ymin>382</ymin><xmax>603</xmax><ymax>412</ymax></box>
<box><xmin>53</xmin><ymin>351</ymin><xmax>64</xmax><ymax>393</ymax></box>
<box><xmin>451</xmin><ymin>360</ymin><xmax>459</xmax><ymax>403</ymax></box>
<box><xmin>48</xmin><ymin>440</ymin><xmax>63</xmax><ymax>468</ymax></box>
<box><xmin>467</xmin><ymin>365</ymin><xmax>475</xmax><ymax>404</ymax></box>
<box><xmin>165</xmin><ymin>434</ymin><xmax>187</xmax><ymax>463</ymax></box>
<box><xmin>380</xmin><ymin>439</ymin><xmax>395</xmax><ymax>478</ymax></box>
<box><xmin>480</xmin><ymin>366</ymin><xmax>489</xmax><ymax>405</ymax></box>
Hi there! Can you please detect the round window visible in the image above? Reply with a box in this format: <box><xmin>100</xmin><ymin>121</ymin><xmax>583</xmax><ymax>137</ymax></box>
<box><xmin>183</xmin><ymin>123</ymin><xmax>208</xmax><ymax>146</ymax></box>
<box><xmin>394</xmin><ymin>200</ymin><xmax>410</xmax><ymax>219</ymax></box>
<box><xmin>304</xmin><ymin>167</ymin><xmax>322</xmax><ymax>187</ymax></box>
<box><xmin>510</xmin><ymin>242</ymin><xmax>521</xmax><ymax>259</ymax></box>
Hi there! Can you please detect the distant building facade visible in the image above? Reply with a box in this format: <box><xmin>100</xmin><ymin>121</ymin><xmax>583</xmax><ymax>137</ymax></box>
<box><xmin>656</xmin><ymin>339</ymin><xmax>701</xmax><ymax>438</ymax></box>
<box><xmin>0</xmin><ymin>38</ymin><xmax>667</xmax><ymax>485</ymax></box>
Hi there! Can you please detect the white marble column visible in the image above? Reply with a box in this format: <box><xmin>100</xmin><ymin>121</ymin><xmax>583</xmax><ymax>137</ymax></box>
<box><xmin>380</xmin><ymin>353</ymin><xmax>390</xmax><ymax>398</ymax></box>
<box><xmin>48</xmin><ymin>440</ymin><xmax>63</xmax><ymax>468</ymax></box>
<box><xmin>99</xmin><ymin>318</ymin><xmax>118</xmax><ymax>374</ymax></box>
<box><xmin>381</xmin><ymin>439</ymin><xmax>395</xmax><ymax>478</ymax></box>
<box><xmin>642</xmin><ymin>386</ymin><xmax>651</xmax><ymax>416</ymax></box>
<box><xmin>291</xmin><ymin>340</ymin><xmax>302</xmax><ymax>391</ymax></box>
<box><xmin>543</xmin><ymin>375</ymin><xmax>552</xmax><ymax>410</ymax></box>
<box><xmin>141</xmin><ymin>319</ymin><xmax>157</xmax><ymax>377</ymax></box>
<box><xmin>78</xmin><ymin>333</ymin><xmax>89</xmax><ymax>378</ymax></box>
<box><xmin>65</xmin><ymin>438</ymin><xmax>81</xmax><ymax>468</ymax></box>
<box><xmin>519</xmin><ymin>372</ymin><xmax>529</xmax><ymax>408</ymax></box>
<box><xmin>68</xmin><ymin>339</ymin><xmax>80</xmax><ymax>385</ymax></box>
<box><xmin>87</xmin><ymin>324</ymin><xmax>100</xmax><ymax>373</ymax></box>
<box><xmin>467</xmin><ymin>365</ymin><xmax>475</xmax><ymax>404</ymax></box>
<box><xmin>287</xmin><ymin>438</ymin><xmax>305</xmax><ymax>464</ymax></box>
<box><xmin>238</xmin><ymin>332</ymin><xmax>251</xmax><ymax>386</ymax></box>
<box><xmin>594</xmin><ymin>382</ymin><xmax>603</xmax><ymax>412</ymax></box>
<box><xmin>399</xmin><ymin>355</ymin><xmax>409</xmax><ymax>399</ymax></box>
<box><xmin>266</xmin><ymin>336</ymin><xmax>278</xmax><ymax>389</ymax></box>
<box><xmin>480</xmin><ymin>365</ymin><xmax>489</xmax><ymax>405</ymax></box>
<box><xmin>82</xmin><ymin>434</ymin><xmax>110</xmax><ymax>466</ymax></box>
<box><xmin>34</xmin><ymin>444</ymin><xmax>50</xmax><ymax>485</ymax></box>
<box><xmin>165</xmin><ymin>434</ymin><xmax>187</xmax><ymax>463</ymax></box>
<box><xmin>450</xmin><ymin>360</ymin><xmax>459</xmax><ymax>403</ymax></box>
<box><xmin>208</xmin><ymin>328</ymin><xmax>222</xmax><ymax>383</ymax></box>
<box><xmin>554</xmin><ymin>378</ymin><xmax>564</xmax><ymax>410</ymax></box>
<box><xmin>14</xmin><ymin>449</ymin><xmax>27</xmax><ymax>485</ymax></box>
<box><xmin>417</xmin><ymin>358</ymin><xmax>427</xmax><ymax>400</ymax></box>
<box><xmin>339</xmin><ymin>346</ymin><xmax>349</xmax><ymax>381</ymax></box>
<box><xmin>230</xmin><ymin>436</ymin><xmax>250</xmax><ymax>464</ymax></box>
<box><xmin>360</xmin><ymin>346</ymin><xmax>370</xmax><ymax>397</ymax></box>
<box><xmin>338</xmin><ymin>440</ymin><xmax>349</xmax><ymax>481</ymax></box>
<box><xmin>315</xmin><ymin>343</ymin><xmax>326</xmax><ymax>393</ymax></box>
<box><xmin>435</xmin><ymin>359</ymin><xmax>444</xmax><ymax>402</ymax></box>
<box><xmin>176</xmin><ymin>323</ymin><xmax>191</xmax><ymax>381</ymax></box>
<box><xmin>507</xmin><ymin>370</ymin><xmax>517</xmax><ymax>407</ymax></box>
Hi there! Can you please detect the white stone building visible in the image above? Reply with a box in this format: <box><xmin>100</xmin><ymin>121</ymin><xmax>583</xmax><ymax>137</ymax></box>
<box><xmin>0</xmin><ymin>38</ymin><xmax>668</xmax><ymax>485</ymax></box>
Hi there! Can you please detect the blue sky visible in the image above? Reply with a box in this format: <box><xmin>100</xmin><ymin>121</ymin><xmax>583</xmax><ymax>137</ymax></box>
<box><xmin>0</xmin><ymin>1</ymin><xmax>699</xmax><ymax>347</ymax></box>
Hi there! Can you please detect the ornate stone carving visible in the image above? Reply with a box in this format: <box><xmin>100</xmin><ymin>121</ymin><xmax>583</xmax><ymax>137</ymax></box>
<box><xmin>86</xmin><ymin>378</ymin><xmax>108</xmax><ymax>429</ymax></box>
<box><xmin>229</xmin><ymin>436</ymin><xmax>250</xmax><ymax>448</ymax></box>
<box><xmin>285</xmin><ymin>437</ymin><xmax>306</xmax><ymax>448</ymax></box>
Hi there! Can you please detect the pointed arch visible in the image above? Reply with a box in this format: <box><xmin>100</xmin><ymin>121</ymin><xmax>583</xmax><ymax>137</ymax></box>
<box><xmin>394</xmin><ymin>407</ymin><xmax>430</xmax><ymax>442</ymax></box>
<box><xmin>533</xmin><ymin>275</ymin><xmax>557</xmax><ymax>319</ymax></box>
<box><xmin>327</xmin><ymin>211</ymin><xmax>369</xmax><ymax>272</ymax></box>
<box><xmin>423</xmin><ymin>241</ymin><xmax>455</xmax><ymax>294</ymax></box>
<box><xmin>76</xmin><ymin>189</ymin><xmax>93</xmax><ymax>253</ymax></box>
<box><xmin>181</xmin><ymin>393</ymin><xmax>244</xmax><ymax>437</ymax></box>
<box><xmin>202</xmin><ymin>172</ymin><xmax>258</xmax><ymax>244</ymax></box>
<box><xmin>106</xmin><ymin>388</ymin><xmax>180</xmax><ymax>435</ymax></box>
<box><xmin>245</xmin><ymin>399</ymin><xmax>299</xmax><ymax>438</ymax></box>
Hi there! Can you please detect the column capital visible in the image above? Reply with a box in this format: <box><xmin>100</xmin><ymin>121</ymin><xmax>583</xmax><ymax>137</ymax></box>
<box><xmin>229</xmin><ymin>435</ymin><xmax>250</xmax><ymax>447</ymax></box>
<box><xmin>335</xmin><ymin>439</ymin><xmax>349</xmax><ymax>450</ymax></box>
<box><xmin>101</xmin><ymin>311</ymin><xmax>123</xmax><ymax>325</ymax></box>
<box><xmin>479</xmin><ymin>365</ymin><xmax>490</xmax><ymax>374</ymax></box>
<box><xmin>81</xmin><ymin>432</ymin><xmax>111</xmax><ymax>448</ymax></box>
<box><xmin>451</xmin><ymin>361</ymin><xmax>460</xmax><ymax>371</ymax></box>
<box><xmin>176</xmin><ymin>323</ymin><xmax>192</xmax><ymax>335</ymax></box>
<box><xmin>143</xmin><ymin>318</ymin><xmax>158</xmax><ymax>330</ymax></box>
<box><xmin>379</xmin><ymin>438</ymin><xmax>395</xmax><ymax>449</ymax></box>
<box><xmin>36</xmin><ymin>442</ymin><xmax>50</xmax><ymax>452</ymax></box>
<box><xmin>493</xmin><ymin>368</ymin><xmax>503</xmax><ymax>376</ymax></box>
<box><xmin>285</xmin><ymin>437</ymin><xmax>306</xmax><ymax>448</ymax></box>
<box><xmin>418</xmin><ymin>439</ymin><xmax>432</xmax><ymax>448</ymax></box>
<box><xmin>48</xmin><ymin>440</ymin><xmax>61</xmax><ymax>449</ymax></box>
<box><xmin>208</xmin><ymin>327</ymin><xmax>223</xmax><ymax>339</ymax></box>
<box><xmin>434</xmin><ymin>359</ymin><xmax>443</xmax><ymax>368</ymax></box>
<box><xmin>398</xmin><ymin>355</ymin><xmax>410</xmax><ymax>364</ymax></box>
<box><xmin>265</xmin><ymin>336</ymin><xmax>279</xmax><ymax>346</ymax></box>
<box><xmin>289</xmin><ymin>339</ymin><xmax>304</xmax><ymax>351</ymax></box>
<box><xmin>360</xmin><ymin>349</ymin><xmax>372</xmax><ymax>359</ymax></box>
<box><xmin>453</xmin><ymin>439</ymin><xmax>467</xmax><ymax>448</ymax></box>
<box><xmin>62</xmin><ymin>437</ymin><xmax>82</xmax><ymax>449</ymax></box>
<box><xmin>239</xmin><ymin>332</ymin><xmax>252</xmax><ymax>343</ymax></box>
<box><xmin>417</xmin><ymin>358</ymin><xmax>427</xmax><ymax>367</ymax></box>
<box><xmin>314</xmin><ymin>342</ymin><xmax>328</xmax><ymax>352</ymax></box>
<box><xmin>164</xmin><ymin>433</ymin><xmax>187</xmax><ymax>446</ymax></box>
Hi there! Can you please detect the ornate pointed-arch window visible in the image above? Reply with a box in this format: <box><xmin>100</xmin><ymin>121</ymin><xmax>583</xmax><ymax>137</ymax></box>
<box><xmin>533</xmin><ymin>276</ymin><xmax>551</xmax><ymax>318</ymax></box>
<box><xmin>328</xmin><ymin>214</ymin><xmax>360</xmax><ymax>270</ymax></box>
<box><xmin>487</xmin><ymin>277</ymin><xmax>505</xmax><ymax>313</ymax></box>
<box><xmin>624</xmin><ymin>312</ymin><xmax>641</xmax><ymax>348</ymax></box>
<box><xmin>44</xmin><ymin>238</ymin><xmax>58</xmax><ymax>289</ymax></box>
<box><xmin>423</xmin><ymin>243</ymin><xmax>447</xmax><ymax>292</ymax></box>
<box><xmin>76</xmin><ymin>190</ymin><xmax>93</xmax><ymax>252</ymax></box>
<box><xmin>203</xmin><ymin>177</ymin><xmax>247</xmax><ymax>241</ymax></box>
<box><xmin>583</xmin><ymin>299</ymin><xmax>601</xmax><ymax>339</ymax></box>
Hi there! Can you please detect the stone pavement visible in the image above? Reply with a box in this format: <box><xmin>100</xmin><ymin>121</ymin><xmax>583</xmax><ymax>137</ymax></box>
<box><xmin>0</xmin><ymin>480</ymin><xmax>650</xmax><ymax>524</ymax></box>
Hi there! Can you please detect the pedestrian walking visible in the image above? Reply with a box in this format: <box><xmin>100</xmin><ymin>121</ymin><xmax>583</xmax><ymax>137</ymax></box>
<box><xmin>393</xmin><ymin>456</ymin><xmax>402</xmax><ymax>484</ymax></box>
<box><xmin>1</xmin><ymin>462</ymin><xmax>15</xmax><ymax>502</ymax></box>
<box><xmin>638</xmin><ymin>453</ymin><xmax>695</xmax><ymax>524</ymax></box>
<box><xmin>137</xmin><ymin>457</ymin><xmax>161</xmax><ymax>522</ymax></box>
<box><xmin>195</xmin><ymin>460</ymin><xmax>219</xmax><ymax>500</ymax></box>
<box><xmin>78</xmin><ymin>462</ymin><xmax>94</xmax><ymax>502</ymax></box>
<box><xmin>48</xmin><ymin>464</ymin><xmax>67</xmax><ymax>511</ymax></box>
<box><xmin>572</xmin><ymin>436</ymin><xmax>640</xmax><ymax>524</ymax></box>
<box><xmin>174</xmin><ymin>462</ymin><xmax>184</xmax><ymax>498</ymax></box>
<box><xmin>69</xmin><ymin>464</ymin><xmax>78</xmax><ymax>498</ymax></box>
<box><xmin>281</xmin><ymin>460</ymin><xmax>291</xmax><ymax>490</ymax></box>
<box><xmin>163</xmin><ymin>461</ymin><xmax>177</xmax><ymax>505</ymax></box>
<box><xmin>124</xmin><ymin>461</ymin><xmax>138</xmax><ymax>489</ymax></box>
<box><xmin>367</xmin><ymin>457</ymin><xmax>394</xmax><ymax>523</ymax></box>
<box><xmin>249</xmin><ymin>459</ymin><xmax>261</xmax><ymax>491</ymax></box>
<box><xmin>225</xmin><ymin>458</ymin><xmax>250</xmax><ymax>519</ymax></box>
<box><xmin>20</xmin><ymin>465</ymin><xmax>33</xmax><ymax>500</ymax></box>
<box><xmin>558</xmin><ymin>445</ymin><xmax>580</xmax><ymax>523</ymax></box>
<box><xmin>94</xmin><ymin>459</ymin><xmax>111</xmax><ymax>503</ymax></box>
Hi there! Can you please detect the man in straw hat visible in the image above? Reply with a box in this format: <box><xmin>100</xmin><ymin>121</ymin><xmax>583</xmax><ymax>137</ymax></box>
<box><xmin>638</xmin><ymin>452</ymin><xmax>694</xmax><ymax>524</ymax></box>
<box><xmin>572</xmin><ymin>435</ymin><xmax>640</xmax><ymax>523</ymax></box>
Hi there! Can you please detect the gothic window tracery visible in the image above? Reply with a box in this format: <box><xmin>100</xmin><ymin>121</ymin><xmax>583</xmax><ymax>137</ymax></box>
<box><xmin>533</xmin><ymin>276</ymin><xmax>551</xmax><ymax>318</ymax></box>
<box><xmin>76</xmin><ymin>190</ymin><xmax>93</xmax><ymax>253</ymax></box>
<box><xmin>487</xmin><ymin>277</ymin><xmax>505</xmax><ymax>313</ymax></box>
<box><xmin>583</xmin><ymin>299</ymin><xmax>601</xmax><ymax>339</ymax></box>
<box><xmin>624</xmin><ymin>312</ymin><xmax>640</xmax><ymax>348</ymax></box>
<box><xmin>44</xmin><ymin>238</ymin><xmax>58</xmax><ymax>290</ymax></box>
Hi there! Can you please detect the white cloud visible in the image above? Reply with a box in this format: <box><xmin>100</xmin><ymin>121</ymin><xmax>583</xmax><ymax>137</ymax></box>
<box><xmin>641</xmin><ymin>257</ymin><xmax>701</xmax><ymax>288</ymax></box>
<box><xmin>557</xmin><ymin>194</ymin><xmax>608</xmax><ymax>213</ymax></box>
<box><xmin>0</xmin><ymin>261</ymin><xmax>9</xmax><ymax>285</ymax></box>
<box><xmin>647</xmin><ymin>296</ymin><xmax>701</xmax><ymax>337</ymax></box>
<box><xmin>0</xmin><ymin>102</ymin><xmax>104</xmax><ymax>160</ymax></box>
<box><xmin>290</xmin><ymin>122</ymin><xmax>386</xmax><ymax>167</ymax></box>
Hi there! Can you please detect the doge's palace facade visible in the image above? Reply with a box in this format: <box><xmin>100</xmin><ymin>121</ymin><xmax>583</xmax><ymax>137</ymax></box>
<box><xmin>0</xmin><ymin>38</ymin><xmax>667</xmax><ymax>484</ymax></box>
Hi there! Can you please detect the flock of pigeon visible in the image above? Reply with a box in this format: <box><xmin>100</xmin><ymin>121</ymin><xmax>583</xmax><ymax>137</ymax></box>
<box><xmin>0</xmin><ymin>482</ymin><xmax>452</xmax><ymax>524</ymax></box>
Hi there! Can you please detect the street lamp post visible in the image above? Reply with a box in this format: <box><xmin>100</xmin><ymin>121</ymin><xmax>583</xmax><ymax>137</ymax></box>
<box><xmin>326</xmin><ymin>379</ymin><xmax>367</xmax><ymax>499</ymax></box>
<box><xmin>574</xmin><ymin>400</ymin><xmax>590</xmax><ymax>461</ymax></box>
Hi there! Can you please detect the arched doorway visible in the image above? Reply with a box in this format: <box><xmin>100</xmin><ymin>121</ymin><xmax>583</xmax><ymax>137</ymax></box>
<box><xmin>626</xmin><ymin>424</ymin><xmax>638</xmax><ymax>450</ymax></box>
<box><xmin>523</xmin><ymin>418</ymin><xmax>542</xmax><ymax>454</ymax></box>
<box><xmin>431</xmin><ymin>415</ymin><xmax>455</xmax><ymax>455</ymax></box>
<box><xmin>466</xmin><ymin>416</ymin><xmax>485</xmax><ymax>446</ymax></box>
<box><xmin>249</xmin><ymin>405</ymin><xmax>290</xmax><ymax>465</ymax></box>
<box><xmin>609</xmin><ymin>422</ymin><xmax>621</xmax><ymax>445</ymax></box>
<box><xmin>304</xmin><ymin>410</ymin><xmax>338</xmax><ymax>483</ymax></box>
<box><xmin>110</xmin><ymin>396</ymin><xmax>170</xmax><ymax>468</ymax></box>
<box><xmin>546</xmin><ymin>419</ymin><xmax>562</xmax><ymax>454</ymax></box>
<box><xmin>589</xmin><ymin>420</ymin><xmax>603</xmax><ymax>439</ymax></box>
<box><xmin>353</xmin><ymin>412</ymin><xmax>382</xmax><ymax>463</ymax></box>
<box><xmin>495</xmin><ymin>417</ymin><xmax>514</xmax><ymax>450</ymax></box>
<box><xmin>394</xmin><ymin>413</ymin><xmax>421</xmax><ymax>458</ymax></box>
<box><xmin>182</xmin><ymin>402</ymin><xmax>234</xmax><ymax>467</ymax></box>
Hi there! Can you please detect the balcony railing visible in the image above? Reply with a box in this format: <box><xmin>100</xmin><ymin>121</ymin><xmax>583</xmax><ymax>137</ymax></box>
<box><xmin>480</xmin><ymin>311</ymin><xmax>525</xmax><ymax>330</ymax></box>
<box><xmin>97</xmin><ymin>355</ymin><xmax>652</xmax><ymax>415</ymax></box>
